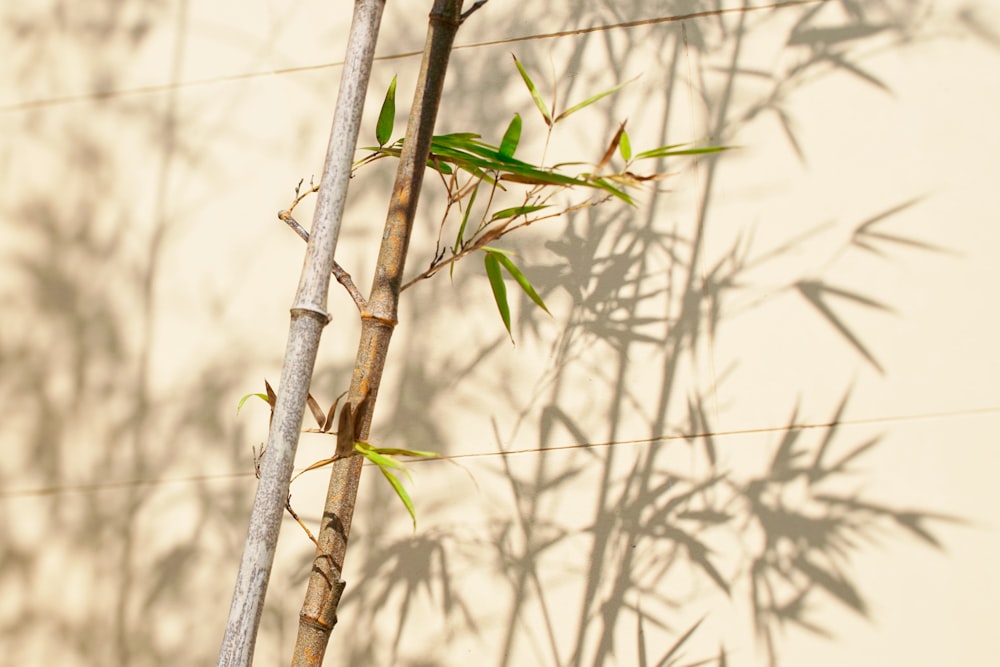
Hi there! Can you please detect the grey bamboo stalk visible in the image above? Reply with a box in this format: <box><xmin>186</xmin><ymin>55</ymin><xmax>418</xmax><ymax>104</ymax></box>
<box><xmin>216</xmin><ymin>2</ymin><xmax>386</xmax><ymax>666</ymax></box>
<box><xmin>291</xmin><ymin>1</ymin><xmax>465</xmax><ymax>664</ymax></box>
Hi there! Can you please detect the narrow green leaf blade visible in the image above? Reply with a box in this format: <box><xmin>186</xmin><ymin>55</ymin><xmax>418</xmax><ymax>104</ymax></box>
<box><xmin>427</xmin><ymin>157</ymin><xmax>453</xmax><ymax>175</ymax></box>
<box><xmin>479</xmin><ymin>245</ymin><xmax>513</xmax><ymax>256</ymax></box>
<box><xmin>379</xmin><ymin>466</ymin><xmax>417</xmax><ymax>530</ymax></box>
<box><xmin>433</xmin><ymin>132</ymin><xmax>482</xmax><ymax>143</ymax></box>
<box><xmin>499</xmin><ymin>113</ymin><xmax>522</xmax><ymax>159</ymax></box>
<box><xmin>512</xmin><ymin>54</ymin><xmax>552</xmax><ymax>126</ymax></box>
<box><xmin>432</xmin><ymin>134</ymin><xmax>531</xmax><ymax>167</ymax></box>
<box><xmin>368</xmin><ymin>447</ymin><xmax>440</xmax><ymax>459</ymax></box>
<box><xmin>375</xmin><ymin>75</ymin><xmax>397</xmax><ymax>147</ymax></box>
<box><xmin>496</xmin><ymin>167</ymin><xmax>587</xmax><ymax>188</ymax></box>
<box><xmin>495</xmin><ymin>252</ymin><xmax>550</xmax><ymax>315</ymax></box>
<box><xmin>488</xmin><ymin>204</ymin><xmax>549</xmax><ymax>222</ymax></box>
<box><xmin>619</xmin><ymin>128</ymin><xmax>632</xmax><ymax>162</ymax></box>
<box><xmin>484</xmin><ymin>251</ymin><xmax>513</xmax><ymax>340</ymax></box>
<box><xmin>554</xmin><ymin>76</ymin><xmax>637</xmax><ymax>123</ymax></box>
<box><xmin>454</xmin><ymin>182</ymin><xmax>479</xmax><ymax>253</ymax></box>
<box><xmin>587</xmin><ymin>175</ymin><xmax>634</xmax><ymax>205</ymax></box>
<box><xmin>355</xmin><ymin>441</ymin><xmax>407</xmax><ymax>473</ymax></box>
<box><xmin>236</xmin><ymin>393</ymin><xmax>269</xmax><ymax>415</ymax></box>
<box><xmin>633</xmin><ymin>144</ymin><xmax>729</xmax><ymax>160</ymax></box>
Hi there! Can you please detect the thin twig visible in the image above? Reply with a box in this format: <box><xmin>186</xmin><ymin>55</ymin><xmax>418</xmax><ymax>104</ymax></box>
<box><xmin>292</xmin><ymin>3</ymin><xmax>466</xmax><ymax>661</ymax></box>
<box><xmin>278</xmin><ymin>210</ymin><xmax>368</xmax><ymax>312</ymax></box>
<box><xmin>288</xmin><ymin>180</ymin><xmax>321</xmax><ymax>217</ymax></box>
<box><xmin>400</xmin><ymin>195</ymin><xmax>608</xmax><ymax>291</ymax></box>
<box><xmin>431</xmin><ymin>170</ymin><xmax>459</xmax><ymax>261</ymax></box>
<box><xmin>285</xmin><ymin>495</ymin><xmax>320</xmax><ymax>548</ymax></box>
<box><xmin>460</xmin><ymin>0</ymin><xmax>490</xmax><ymax>23</ymax></box>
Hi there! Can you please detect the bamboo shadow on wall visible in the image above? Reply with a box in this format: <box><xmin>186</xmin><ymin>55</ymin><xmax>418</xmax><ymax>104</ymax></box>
<box><xmin>492</xmin><ymin>5</ymin><xmax>956</xmax><ymax>667</ymax></box>
<box><xmin>0</xmin><ymin>3</ymin><xmax>262</xmax><ymax>665</ymax></box>
<box><xmin>299</xmin><ymin>1</ymin><xmax>961</xmax><ymax>666</ymax></box>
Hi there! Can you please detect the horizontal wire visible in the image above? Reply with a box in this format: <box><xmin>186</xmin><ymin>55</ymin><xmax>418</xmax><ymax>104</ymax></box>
<box><xmin>0</xmin><ymin>0</ymin><xmax>964</xmax><ymax>502</ymax></box>
<box><xmin>2</xmin><ymin>404</ymin><xmax>996</xmax><ymax>500</ymax></box>
<box><xmin>0</xmin><ymin>470</ymin><xmax>255</xmax><ymax>499</ymax></box>
<box><xmin>0</xmin><ymin>0</ymin><xmax>827</xmax><ymax>113</ymax></box>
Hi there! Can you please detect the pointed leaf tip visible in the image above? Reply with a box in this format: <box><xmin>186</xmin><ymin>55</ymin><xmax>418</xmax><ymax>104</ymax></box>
<box><xmin>495</xmin><ymin>252</ymin><xmax>550</xmax><ymax>315</ymax></box>
<box><xmin>512</xmin><ymin>54</ymin><xmax>552</xmax><ymax>126</ymax></box>
<box><xmin>236</xmin><ymin>393</ymin><xmax>269</xmax><ymax>415</ymax></box>
<box><xmin>619</xmin><ymin>128</ymin><xmax>632</xmax><ymax>162</ymax></box>
<box><xmin>356</xmin><ymin>442</ymin><xmax>419</xmax><ymax>531</ymax></box>
<box><xmin>499</xmin><ymin>113</ymin><xmax>522</xmax><ymax>159</ymax></box>
<box><xmin>554</xmin><ymin>75</ymin><xmax>638</xmax><ymax>124</ymax></box>
<box><xmin>484</xmin><ymin>251</ymin><xmax>513</xmax><ymax>342</ymax></box>
<box><xmin>376</xmin><ymin>75</ymin><xmax>397</xmax><ymax>147</ymax></box>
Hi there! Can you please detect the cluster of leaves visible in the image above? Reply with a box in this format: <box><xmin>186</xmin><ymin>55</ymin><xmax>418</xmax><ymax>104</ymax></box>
<box><xmin>238</xmin><ymin>381</ymin><xmax>438</xmax><ymax>530</ymax></box>
<box><xmin>259</xmin><ymin>55</ymin><xmax>726</xmax><ymax>530</ymax></box>
<box><xmin>735</xmin><ymin>397</ymin><xmax>951</xmax><ymax>663</ymax></box>
<box><xmin>357</xmin><ymin>55</ymin><xmax>727</xmax><ymax>341</ymax></box>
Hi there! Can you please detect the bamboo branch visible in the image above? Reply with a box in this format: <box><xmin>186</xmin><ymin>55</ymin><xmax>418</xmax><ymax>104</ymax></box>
<box><xmin>215</xmin><ymin>3</ymin><xmax>386</xmax><ymax>666</ymax></box>
<box><xmin>290</xmin><ymin>1</ymin><xmax>466</xmax><ymax>664</ymax></box>
<box><xmin>280</xmin><ymin>211</ymin><xmax>368</xmax><ymax>312</ymax></box>
<box><xmin>400</xmin><ymin>195</ymin><xmax>608</xmax><ymax>290</ymax></box>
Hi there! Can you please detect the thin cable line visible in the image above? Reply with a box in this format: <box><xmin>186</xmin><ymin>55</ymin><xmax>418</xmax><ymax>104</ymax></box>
<box><xmin>440</xmin><ymin>404</ymin><xmax>1000</xmax><ymax>462</ymax></box>
<box><xmin>0</xmin><ymin>0</ymin><xmax>827</xmax><ymax>113</ymax></box>
<box><xmin>2</xmin><ymin>403</ymin><xmax>996</xmax><ymax>499</ymax></box>
<box><xmin>0</xmin><ymin>470</ymin><xmax>255</xmax><ymax>499</ymax></box>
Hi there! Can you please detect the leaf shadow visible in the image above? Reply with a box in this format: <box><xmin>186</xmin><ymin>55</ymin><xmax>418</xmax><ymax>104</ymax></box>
<box><xmin>0</xmin><ymin>2</ymin><xmax>267</xmax><ymax>664</ymax></box>
<box><xmin>290</xmin><ymin>2</ymin><xmax>966</xmax><ymax>666</ymax></box>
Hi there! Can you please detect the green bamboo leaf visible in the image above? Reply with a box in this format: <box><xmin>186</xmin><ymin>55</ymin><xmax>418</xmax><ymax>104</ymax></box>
<box><xmin>379</xmin><ymin>466</ymin><xmax>417</xmax><ymax>530</ymax></box>
<box><xmin>512</xmin><ymin>54</ymin><xmax>552</xmax><ymax>126</ymax></box>
<box><xmin>484</xmin><ymin>251</ymin><xmax>512</xmax><ymax>340</ymax></box>
<box><xmin>427</xmin><ymin>156</ymin><xmax>454</xmax><ymax>175</ymax></box>
<box><xmin>373</xmin><ymin>129</ymin><xmax>634</xmax><ymax>203</ymax></box>
<box><xmin>497</xmin><ymin>168</ymin><xmax>591</xmax><ymax>188</ymax></box>
<box><xmin>353</xmin><ymin>442</ymin><xmax>439</xmax><ymax>531</ymax></box>
<box><xmin>497</xmin><ymin>162</ymin><xmax>582</xmax><ymax>184</ymax></box>
<box><xmin>479</xmin><ymin>245</ymin><xmax>513</xmax><ymax>256</ymax></box>
<box><xmin>494</xmin><ymin>252</ymin><xmax>550</xmax><ymax>315</ymax></box>
<box><xmin>236</xmin><ymin>392</ymin><xmax>269</xmax><ymax>415</ymax></box>
<box><xmin>355</xmin><ymin>441</ymin><xmax>410</xmax><ymax>476</ymax></box>
<box><xmin>434</xmin><ymin>132</ymin><xmax>482</xmax><ymax>143</ymax></box>
<box><xmin>499</xmin><ymin>113</ymin><xmax>522</xmax><ymax>159</ymax></box>
<box><xmin>453</xmin><ymin>183</ymin><xmax>479</xmax><ymax>253</ymax></box>
<box><xmin>632</xmin><ymin>142</ymin><xmax>684</xmax><ymax>159</ymax></box>
<box><xmin>488</xmin><ymin>204</ymin><xmax>549</xmax><ymax>222</ymax></box>
<box><xmin>553</xmin><ymin>76</ymin><xmax>637</xmax><ymax>123</ymax></box>
<box><xmin>432</xmin><ymin>134</ymin><xmax>531</xmax><ymax>167</ymax></box>
<box><xmin>368</xmin><ymin>447</ymin><xmax>440</xmax><ymax>458</ymax></box>
<box><xmin>587</xmin><ymin>175</ymin><xmax>634</xmax><ymax>205</ymax></box>
<box><xmin>364</xmin><ymin>448</ymin><xmax>405</xmax><ymax>472</ymax></box>
<box><xmin>619</xmin><ymin>128</ymin><xmax>632</xmax><ymax>162</ymax></box>
<box><xmin>633</xmin><ymin>144</ymin><xmax>729</xmax><ymax>160</ymax></box>
<box><xmin>429</xmin><ymin>136</ymin><xmax>584</xmax><ymax>185</ymax></box>
<box><xmin>376</xmin><ymin>75</ymin><xmax>397</xmax><ymax>147</ymax></box>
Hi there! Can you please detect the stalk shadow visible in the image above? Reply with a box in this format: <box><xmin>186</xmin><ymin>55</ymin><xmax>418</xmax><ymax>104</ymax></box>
<box><xmin>0</xmin><ymin>2</ymin><xmax>275</xmax><ymax>664</ymax></box>
<box><xmin>330</xmin><ymin>2</ymin><xmax>964</xmax><ymax>666</ymax></box>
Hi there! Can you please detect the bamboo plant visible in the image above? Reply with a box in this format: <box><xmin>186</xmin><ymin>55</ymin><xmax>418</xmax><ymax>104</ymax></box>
<box><xmin>218</xmin><ymin>1</ymin><xmax>724</xmax><ymax>664</ymax></box>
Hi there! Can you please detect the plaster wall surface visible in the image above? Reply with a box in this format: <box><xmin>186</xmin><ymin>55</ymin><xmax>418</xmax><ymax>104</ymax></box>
<box><xmin>1</xmin><ymin>1</ymin><xmax>997</xmax><ymax>665</ymax></box>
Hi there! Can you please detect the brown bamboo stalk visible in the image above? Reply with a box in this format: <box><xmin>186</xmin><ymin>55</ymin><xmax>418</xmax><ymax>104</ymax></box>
<box><xmin>216</xmin><ymin>2</ymin><xmax>386</xmax><ymax>666</ymax></box>
<box><xmin>291</xmin><ymin>1</ymin><xmax>465</xmax><ymax>664</ymax></box>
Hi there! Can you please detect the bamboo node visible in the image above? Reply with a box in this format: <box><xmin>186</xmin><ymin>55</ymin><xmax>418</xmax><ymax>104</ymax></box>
<box><xmin>290</xmin><ymin>306</ymin><xmax>332</xmax><ymax>326</ymax></box>
<box><xmin>360</xmin><ymin>311</ymin><xmax>398</xmax><ymax>327</ymax></box>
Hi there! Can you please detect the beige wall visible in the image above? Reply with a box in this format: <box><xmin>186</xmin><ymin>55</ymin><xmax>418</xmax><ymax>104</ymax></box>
<box><xmin>2</xmin><ymin>1</ymin><xmax>999</xmax><ymax>665</ymax></box>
